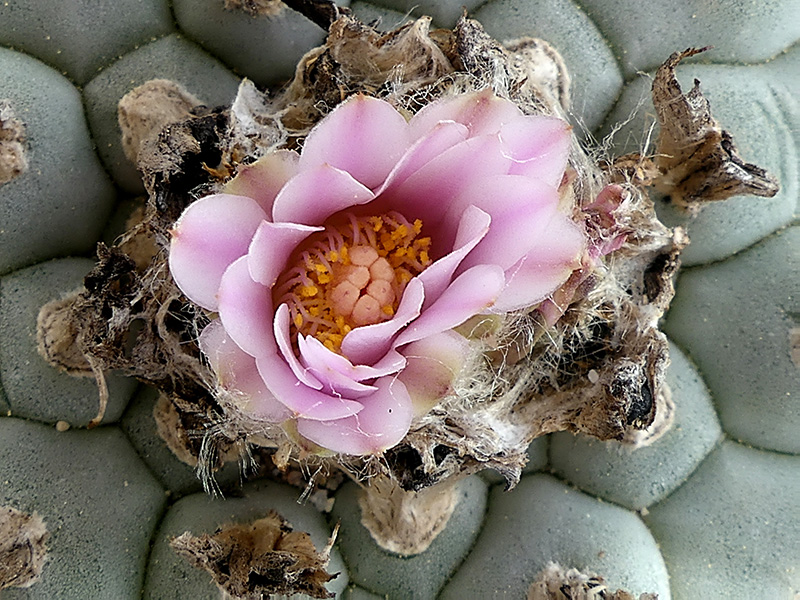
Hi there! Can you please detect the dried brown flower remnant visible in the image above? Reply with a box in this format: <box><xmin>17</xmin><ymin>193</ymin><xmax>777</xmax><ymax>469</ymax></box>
<box><xmin>0</xmin><ymin>506</ymin><xmax>48</xmax><ymax>590</ymax></box>
<box><xmin>650</xmin><ymin>47</ymin><xmax>779</xmax><ymax>208</ymax></box>
<box><xmin>0</xmin><ymin>100</ymin><xmax>28</xmax><ymax>185</ymax></box>
<box><xmin>171</xmin><ymin>511</ymin><xmax>338</xmax><ymax>599</ymax></box>
<box><xmin>527</xmin><ymin>563</ymin><xmax>658</xmax><ymax>600</ymax></box>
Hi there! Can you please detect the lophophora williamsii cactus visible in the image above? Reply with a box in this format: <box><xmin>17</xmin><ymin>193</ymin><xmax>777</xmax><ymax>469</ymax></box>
<box><xmin>23</xmin><ymin>1</ymin><xmax>788</xmax><ymax>598</ymax></box>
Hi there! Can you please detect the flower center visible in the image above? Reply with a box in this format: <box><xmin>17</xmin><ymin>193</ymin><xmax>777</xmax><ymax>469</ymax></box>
<box><xmin>274</xmin><ymin>212</ymin><xmax>433</xmax><ymax>353</ymax></box>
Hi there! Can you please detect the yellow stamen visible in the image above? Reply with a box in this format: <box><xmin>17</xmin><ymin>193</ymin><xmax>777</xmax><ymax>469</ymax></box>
<box><xmin>274</xmin><ymin>211</ymin><xmax>433</xmax><ymax>353</ymax></box>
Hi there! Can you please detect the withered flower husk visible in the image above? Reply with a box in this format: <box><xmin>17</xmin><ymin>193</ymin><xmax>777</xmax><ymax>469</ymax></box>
<box><xmin>609</xmin><ymin>47</ymin><xmax>779</xmax><ymax>210</ymax></box>
<box><xmin>170</xmin><ymin>511</ymin><xmax>338</xmax><ymax>599</ymax></box>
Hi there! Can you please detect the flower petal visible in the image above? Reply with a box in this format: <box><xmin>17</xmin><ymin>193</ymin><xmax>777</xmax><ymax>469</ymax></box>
<box><xmin>501</xmin><ymin>117</ymin><xmax>571</xmax><ymax>187</ymax></box>
<box><xmin>272</xmin><ymin>164</ymin><xmax>375</xmax><ymax>226</ymax></box>
<box><xmin>297</xmin><ymin>337</ymin><xmax>379</xmax><ymax>399</ymax></box>
<box><xmin>296</xmin><ymin>377</ymin><xmax>413</xmax><ymax>455</ymax></box>
<box><xmin>299</xmin><ymin>94</ymin><xmax>411</xmax><ymax>189</ymax></box>
<box><xmin>169</xmin><ymin>194</ymin><xmax>267</xmax><ymax>311</ymax></box>
<box><xmin>491</xmin><ymin>215</ymin><xmax>586</xmax><ymax>312</ymax></box>
<box><xmin>396</xmin><ymin>264</ymin><xmax>505</xmax><ymax>346</ymax></box>
<box><xmin>377</xmin><ymin>134</ymin><xmax>511</xmax><ymax>240</ymax></box>
<box><xmin>273</xmin><ymin>304</ymin><xmax>323</xmax><ymax>390</ymax></box>
<box><xmin>340</xmin><ymin>277</ymin><xmax>425</xmax><ymax>366</ymax></box>
<box><xmin>416</xmin><ymin>205</ymin><xmax>490</xmax><ymax>309</ymax></box>
<box><xmin>199</xmin><ymin>320</ymin><xmax>291</xmax><ymax>422</ymax></box>
<box><xmin>298</xmin><ymin>334</ymin><xmax>405</xmax><ymax>383</ymax></box>
<box><xmin>397</xmin><ymin>330</ymin><xmax>470</xmax><ymax>417</ymax></box>
<box><xmin>376</xmin><ymin>120</ymin><xmax>469</xmax><ymax>195</ymax></box>
<box><xmin>218</xmin><ymin>256</ymin><xmax>276</xmax><ymax>358</ymax></box>
<box><xmin>222</xmin><ymin>150</ymin><xmax>300</xmax><ymax>214</ymax></box>
<box><xmin>355</xmin><ymin>349</ymin><xmax>407</xmax><ymax>379</ymax></box>
<box><xmin>248</xmin><ymin>220</ymin><xmax>322</xmax><ymax>287</ymax></box>
<box><xmin>256</xmin><ymin>352</ymin><xmax>364</xmax><ymax>421</ymax></box>
<box><xmin>452</xmin><ymin>174</ymin><xmax>567</xmax><ymax>271</ymax></box>
<box><xmin>408</xmin><ymin>88</ymin><xmax>523</xmax><ymax>140</ymax></box>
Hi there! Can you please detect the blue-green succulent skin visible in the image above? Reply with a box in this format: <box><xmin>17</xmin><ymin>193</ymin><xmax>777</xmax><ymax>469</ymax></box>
<box><xmin>0</xmin><ymin>50</ymin><xmax>116</xmax><ymax>275</ymax></box>
<box><xmin>331</xmin><ymin>476</ymin><xmax>488</xmax><ymax>599</ymax></box>
<box><xmin>550</xmin><ymin>342</ymin><xmax>724</xmax><ymax>512</ymax></box>
<box><xmin>0</xmin><ymin>1</ymin><xmax>797</xmax><ymax>598</ymax></box>
<box><xmin>0</xmin><ymin>259</ymin><xmax>138</xmax><ymax>425</ymax></box>
<box><xmin>143</xmin><ymin>479</ymin><xmax>350</xmax><ymax>599</ymax></box>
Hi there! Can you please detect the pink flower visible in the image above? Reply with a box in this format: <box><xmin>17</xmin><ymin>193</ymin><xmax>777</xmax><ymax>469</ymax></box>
<box><xmin>168</xmin><ymin>89</ymin><xmax>586</xmax><ymax>455</ymax></box>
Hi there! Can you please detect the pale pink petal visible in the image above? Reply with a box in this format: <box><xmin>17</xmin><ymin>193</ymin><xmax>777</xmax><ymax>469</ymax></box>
<box><xmin>397</xmin><ymin>330</ymin><xmax>470</xmax><ymax>417</ymax></box>
<box><xmin>376</xmin><ymin>134</ymin><xmax>511</xmax><ymax>242</ymax></box>
<box><xmin>296</xmin><ymin>377</ymin><xmax>413</xmax><ymax>455</ymax></box>
<box><xmin>408</xmin><ymin>88</ymin><xmax>523</xmax><ymax>140</ymax></box>
<box><xmin>298</xmin><ymin>334</ymin><xmax>405</xmax><ymax>383</ymax></box>
<box><xmin>299</xmin><ymin>95</ymin><xmax>411</xmax><ymax>189</ymax></box>
<box><xmin>218</xmin><ymin>256</ymin><xmax>276</xmax><ymax>358</ymax></box>
<box><xmin>248</xmin><ymin>221</ymin><xmax>322</xmax><ymax>287</ymax></box>
<box><xmin>199</xmin><ymin>321</ymin><xmax>291</xmax><ymax>422</ymax></box>
<box><xmin>452</xmin><ymin>175</ymin><xmax>565</xmax><ymax>271</ymax></box>
<box><xmin>416</xmin><ymin>205</ymin><xmax>490</xmax><ymax>309</ymax></box>
<box><xmin>356</xmin><ymin>349</ymin><xmax>407</xmax><ymax>380</ymax></box>
<box><xmin>297</xmin><ymin>336</ymin><xmax>378</xmax><ymax>399</ymax></box>
<box><xmin>340</xmin><ymin>277</ymin><xmax>424</xmax><ymax>366</ymax></box>
<box><xmin>169</xmin><ymin>194</ymin><xmax>267</xmax><ymax>311</ymax></box>
<box><xmin>309</xmin><ymin>369</ymin><xmax>377</xmax><ymax>398</ymax></box>
<box><xmin>492</xmin><ymin>216</ymin><xmax>586</xmax><ymax>312</ymax></box>
<box><xmin>501</xmin><ymin>117</ymin><xmax>571</xmax><ymax>187</ymax></box>
<box><xmin>396</xmin><ymin>264</ymin><xmax>505</xmax><ymax>346</ymax></box>
<box><xmin>221</xmin><ymin>150</ymin><xmax>300</xmax><ymax>214</ymax></box>
<box><xmin>273</xmin><ymin>304</ymin><xmax>323</xmax><ymax>390</ymax></box>
<box><xmin>272</xmin><ymin>164</ymin><xmax>375</xmax><ymax>226</ymax></box>
<box><xmin>256</xmin><ymin>353</ymin><xmax>364</xmax><ymax>421</ymax></box>
<box><xmin>375</xmin><ymin>120</ymin><xmax>469</xmax><ymax>195</ymax></box>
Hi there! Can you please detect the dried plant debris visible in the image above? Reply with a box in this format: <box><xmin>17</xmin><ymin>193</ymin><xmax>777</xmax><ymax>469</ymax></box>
<box><xmin>36</xmin><ymin>7</ymin><xmax>778</xmax><ymax>541</ymax></box>
<box><xmin>358</xmin><ymin>475</ymin><xmax>459</xmax><ymax>556</ymax></box>
<box><xmin>528</xmin><ymin>563</ymin><xmax>658</xmax><ymax>600</ymax></box>
<box><xmin>171</xmin><ymin>511</ymin><xmax>338</xmax><ymax>599</ymax></box>
<box><xmin>0</xmin><ymin>100</ymin><xmax>28</xmax><ymax>185</ymax></box>
<box><xmin>37</xmin><ymin>290</ymin><xmax>95</xmax><ymax>378</ymax></box>
<box><xmin>118</xmin><ymin>80</ymin><xmax>202</xmax><ymax>165</ymax></box>
<box><xmin>0</xmin><ymin>506</ymin><xmax>48</xmax><ymax>590</ymax></box>
<box><xmin>610</xmin><ymin>47</ymin><xmax>779</xmax><ymax>210</ymax></box>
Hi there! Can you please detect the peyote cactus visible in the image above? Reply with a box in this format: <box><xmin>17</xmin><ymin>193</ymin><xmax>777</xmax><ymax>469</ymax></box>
<box><xmin>0</xmin><ymin>1</ymin><xmax>798</xmax><ymax>599</ymax></box>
